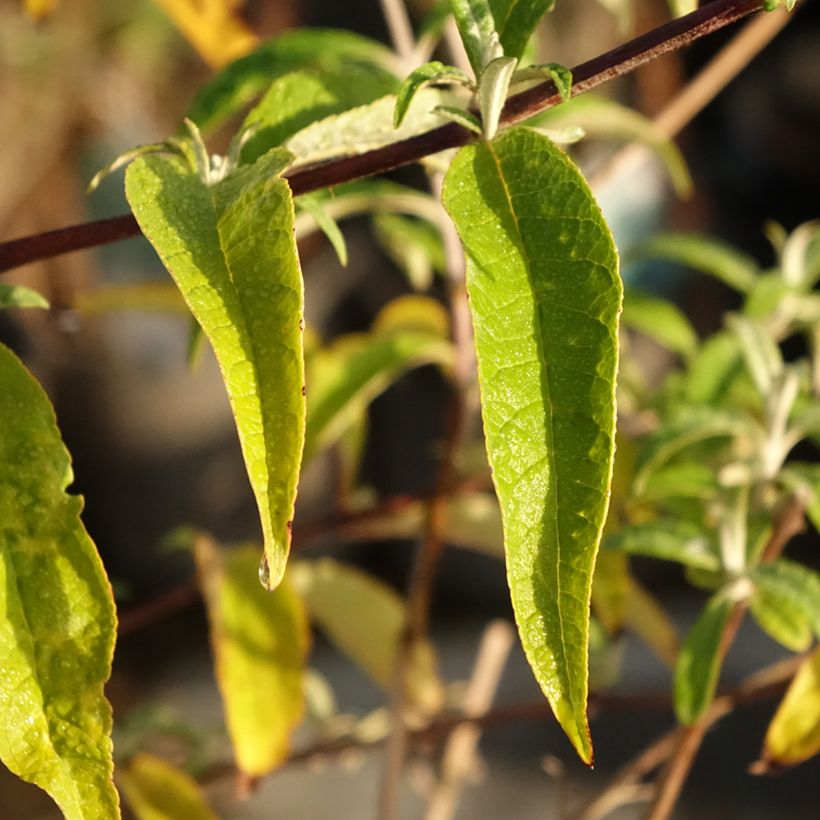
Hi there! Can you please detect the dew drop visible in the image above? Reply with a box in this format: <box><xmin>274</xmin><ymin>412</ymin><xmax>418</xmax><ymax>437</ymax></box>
<box><xmin>258</xmin><ymin>554</ymin><xmax>270</xmax><ymax>588</ymax></box>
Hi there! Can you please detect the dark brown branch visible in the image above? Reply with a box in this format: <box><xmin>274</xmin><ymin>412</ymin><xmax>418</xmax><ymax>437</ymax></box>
<box><xmin>0</xmin><ymin>0</ymin><xmax>764</xmax><ymax>274</ymax></box>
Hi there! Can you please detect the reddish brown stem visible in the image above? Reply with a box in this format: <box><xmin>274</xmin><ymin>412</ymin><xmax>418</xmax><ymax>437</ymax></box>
<box><xmin>0</xmin><ymin>0</ymin><xmax>764</xmax><ymax>274</ymax></box>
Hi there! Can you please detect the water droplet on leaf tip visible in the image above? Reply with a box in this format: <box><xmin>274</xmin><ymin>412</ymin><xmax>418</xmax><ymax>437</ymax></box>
<box><xmin>258</xmin><ymin>555</ymin><xmax>270</xmax><ymax>588</ymax></box>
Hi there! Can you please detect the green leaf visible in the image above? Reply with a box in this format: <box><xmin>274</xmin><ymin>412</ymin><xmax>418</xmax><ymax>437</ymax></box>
<box><xmin>186</xmin><ymin>28</ymin><xmax>399</xmax><ymax>133</ymax></box>
<box><xmin>298</xmin><ymin>194</ymin><xmax>348</xmax><ymax>267</ymax></box>
<box><xmin>442</xmin><ymin>126</ymin><xmax>621</xmax><ymax>764</ymax></box>
<box><xmin>530</xmin><ymin>95</ymin><xmax>692</xmax><ymax>196</ymax></box>
<box><xmin>512</xmin><ymin>62</ymin><xmax>572</xmax><ymax>101</ymax></box>
<box><xmin>625</xmin><ymin>579</ymin><xmax>679</xmax><ymax>667</ymax></box>
<box><xmin>305</xmin><ymin>296</ymin><xmax>453</xmax><ymax>462</ymax></box>
<box><xmin>373</xmin><ymin>213</ymin><xmax>445</xmax><ymax>291</ymax></box>
<box><xmin>489</xmin><ymin>0</ymin><xmax>555</xmax><ymax>61</ymax></box>
<box><xmin>622</xmin><ymin>290</ymin><xmax>698</xmax><ymax>357</ymax></box>
<box><xmin>290</xmin><ymin>558</ymin><xmax>444</xmax><ymax>712</ymax></box>
<box><xmin>762</xmin><ymin>647</ymin><xmax>820</xmax><ymax>768</ymax></box>
<box><xmin>125</xmin><ymin>147</ymin><xmax>305</xmax><ymax>590</ymax></box>
<box><xmin>240</xmin><ymin>66</ymin><xmax>397</xmax><ymax>164</ymax></box>
<box><xmin>195</xmin><ymin>540</ymin><xmax>309</xmax><ymax>777</ymax></box>
<box><xmin>478</xmin><ymin>55</ymin><xmax>518</xmax><ymax>139</ymax></box>
<box><xmin>779</xmin><ymin>463</ymin><xmax>820</xmax><ymax>533</ymax></box>
<box><xmin>632</xmin><ymin>233</ymin><xmax>759</xmax><ymax>293</ymax></box>
<box><xmin>725</xmin><ymin>314</ymin><xmax>783</xmax><ymax>397</ymax></box>
<box><xmin>674</xmin><ymin>592</ymin><xmax>734</xmax><ymax>724</ymax></box>
<box><xmin>432</xmin><ymin>104</ymin><xmax>484</xmax><ymax>135</ymax></box>
<box><xmin>750</xmin><ymin>584</ymin><xmax>813</xmax><ymax>652</ymax></box>
<box><xmin>682</xmin><ymin>330</ymin><xmax>752</xmax><ymax>408</ymax></box>
<box><xmin>750</xmin><ymin>559</ymin><xmax>820</xmax><ymax>639</ymax></box>
<box><xmin>633</xmin><ymin>407</ymin><xmax>746</xmax><ymax>495</ymax></box>
<box><xmin>448</xmin><ymin>0</ymin><xmax>499</xmax><ymax>74</ymax></box>
<box><xmin>0</xmin><ymin>343</ymin><xmax>119</xmax><ymax>819</ymax></box>
<box><xmin>605</xmin><ymin>521</ymin><xmax>720</xmax><ymax>571</ymax></box>
<box><xmin>286</xmin><ymin>88</ymin><xmax>459</xmax><ymax>166</ymax></box>
<box><xmin>119</xmin><ymin>754</ymin><xmax>216</xmax><ymax>820</ymax></box>
<box><xmin>0</xmin><ymin>282</ymin><xmax>49</xmax><ymax>309</ymax></box>
<box><xmin>638</xmin><ymin>462</ymin><xmax>719</xmax><ymax>503</ymax></box>
<box><xmin>394</xmin><ymin>61</ymin><xmax>473</xmax><ymax>128</ymax></box>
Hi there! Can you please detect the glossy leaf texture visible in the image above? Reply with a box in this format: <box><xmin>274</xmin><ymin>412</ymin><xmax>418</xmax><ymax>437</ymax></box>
<box><xmin>290</xmin><ymin>558</ymin><xmax>443</xmax><ymax>713</ymax></box>
<box><xmin>195</xmin><ymin>540</ymin><xmax>309</xmax><ymax>777</ymax></box>
<box><xmin>761</xmin><ymin>647</ymin><xmax>820</xmax><ymax>769</ymax></box>
<box><xmin>125</xmin><ymin>148</ymin><xmax>305</xmax><ymax>590</ymax></box>
<box><xmin>442</xmin><ymin>126</ymin><xmax>622</xmax><ymax>763</ymax></box>
<box><xmin>0</xmin><ymin>343</ymin><xmax>119</xmax><ymax>819</ymax></box>
<box><xmin>674</xmin><ymin>592</ymin><xmax>733</xmax><ymax>724</ymax></box>
<box><xmin>186</xmin><ymin>28</ymin><xmax>398</xmax><ymax>133</ymax></box>
<box><xmin>119</xmin><ymin>754</ymin><xmax>216</xmax><ymax>820</ymax></box>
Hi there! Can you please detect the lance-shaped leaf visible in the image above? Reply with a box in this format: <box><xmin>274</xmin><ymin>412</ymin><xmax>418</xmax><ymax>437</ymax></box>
<box><xmin>119</xmin><ymin>754</ymin><xmax>216</xmax><ymax>820</ymax></box>
<box><xmin>674</xmin><ymin>592</ymin><xmax>734</xmax><ymax>724</ymax></box>
<box><xmin>186</xmin><ymin>28</ymin><xmax>398</xmax><ymax>133</ymax></box>
<box><xmin>605</xmin><ymin>521</ymin><xmax>720</xmax><ymax>571</ymax></box>
<box><xmin>442</xmin><ymin>126</ymin><xmax>622</xmax><ymax>763</ymax></box>
<box><xmin>761</xmin><ymin>647</ymin><xmax>820</xmax><ymax>769</ymax></box>
<box><xmin>195</xmin><ymin>540</ymin><xmax>309</xmax><ymax>777</ymax></box>
<box><xmin>489</xmin><ymin>0</ymin><xmax>555</xmax><ymax>61</ymax></box>
<box><xmin>125</xmin><ymin>148</ymin><xmax>305</xmax><ymax>590</ymax></box>
<box><xmin>622</xmin><ymin>290</ymin><xmax>698</xmax><ymax>358</ymax></box>
<box><xmin>0</xmin><ymin>343</ymin><xmax>119</xmax><ymax>819</ymax></box>
<box><xmin>0</xmin><ymin>282</ymin><xmax>49</xmax><ymax>309</ymax></box>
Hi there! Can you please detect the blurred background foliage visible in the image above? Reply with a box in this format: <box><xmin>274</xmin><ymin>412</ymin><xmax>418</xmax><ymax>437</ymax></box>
<box><xmin>1</xmin><ymin>0</ymin><xmax>819</xmax><ymax>817</ymax></box>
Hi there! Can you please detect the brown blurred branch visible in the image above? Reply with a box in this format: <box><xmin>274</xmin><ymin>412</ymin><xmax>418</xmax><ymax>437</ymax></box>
<box><xmin>0</xmin><ymin>0</ymin><xmax>766</xmax><ymax>274</ymax></box>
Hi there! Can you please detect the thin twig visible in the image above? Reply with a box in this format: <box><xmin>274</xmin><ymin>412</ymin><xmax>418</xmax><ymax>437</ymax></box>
<box><xmin>0</xmin><ymin>0</ymin><xmax>766</xmax><ymax>274</ymax></box>
<box><xmin>425</xmin><ymin>620</ymin><xmax>515</xmax><ymax>820</ymax></box>
<box><xmin>379</xmin><ymin>0</ymin><xmax>417</xmax><ymax>68</ymax></box>
<box><xmin>592</xmin><ymin>4</ymin><xmax>793</xmax><ymax>191</ymax></box>
<box><xmin>645</xmin><ymin>499</ymin><xmax>805</xmax><ymax>820</ymax></box>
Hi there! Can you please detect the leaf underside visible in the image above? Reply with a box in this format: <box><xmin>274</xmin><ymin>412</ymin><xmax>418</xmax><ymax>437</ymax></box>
<box><xmin>125</xmin><ymin>148</ymin><xmax>305</xmax><ymax>590</ymax></box>
<box><xmin>0</xmin><ymin>344</ymin><xmax>119</xmax><ymax>819</ymax></box>
<box><xmin>442</xmin><ymin>126</ymin><xmax>621</xmax><ymax>763</ymax></box>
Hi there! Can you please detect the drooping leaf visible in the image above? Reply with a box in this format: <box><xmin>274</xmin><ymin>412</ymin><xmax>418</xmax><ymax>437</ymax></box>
<box><xmin>530</xmin><ymin>95</ymin><xmax>692</xmax><ymax>196</ymax></box>
<box><xmin>0</xmin><ymin>282</ymin><xmax>49</xmax><ymax>309</ymax></box>
<box><xmin>394</xmin><ymin>61</ymin><xmax>473</xmax><ymax>127</ymax></box>
<box><xmin>674</xmin><ymin>592</ymin><xmax>734</xmax><ymax>724</ymax></box>
<box><xmin>448</xmin><ymin>0</ymin><xmax>499</xmax><ymax>74</ymax></box>
<box><xmin>762</xmin><ymin>647</ymin><xmax>820</xmax><ymax>768</ymax></box>
<box><xmin>151</xmin><ymin>0</ymin><xmax>258</xmax><ymax>68</ymax></box>
<box><xmin>119</xmin><ymin>754</ymin><xmax>216</xmax><ymax>820</ymax></box>
<box><xmin>513</xmin><ymin>62</ymin><xmax>572</xmax><ymax>100</ymax></box>
<box><xmin>442</xmin><ymin>126</ymin><xmax>622</xmax><ymax>764</ymax></box>
<box><xmin>290</xmin><ymin>558</ymin><xmax>444</xmax><ymax>713</ymax></box>
<box><xmin>305</xmin><ymin>296</ymin><xmax>453</xmax><ymax>462</ymax></box>
<box><xmin>489</xmin><ymin>0</ymin><xmax>556</xmax><ymax>61</ymax></box>
<box><xmin>240</xmin><ymin>66</ymin><xmax>398</xmax><ymax>164</ymax></box>
<box><xmin>0</xmin><ymin>343</ymin><xmax>119</xmax><ymax>819</ymax></box>
<box><xmin>749</xmin><ymin>559</ymin><xmax>820</xmax><ymax>639</ymax></box>
<box><xmin>632</xmin><ymin>232</ymin><xmax>759</xmax><ymax>293</ymax></box>
<box><xmin>195</xmin><ymin>540</ymin><xmax>309</xmax><ymax>777</ymax></box>
<box><xmin>125</xmin><ymin>147</ymin><xmax>305</xmax><ymax>590</ymax></box>
<box><xmin>605</xmin><ymin>521</ymin><xmax>720</xmax><ymax>571</ymax></box>
<box><xmin>622</xmin><ymin>290</ymin><xmax>698</xmax><ymax>357</ymax></box>
<box><xmin>186</xmin><ymin>29</ymin><xmax>398</xmax><ymax>133</ymax></box>
<box><xmin>432</xmin><ymin>104</ymin><xmax>484</xmax><ymax>135</ymax></box>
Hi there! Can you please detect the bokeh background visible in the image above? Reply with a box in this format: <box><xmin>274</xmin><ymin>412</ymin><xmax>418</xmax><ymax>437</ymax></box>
<box><xmin>1</xmin><ymin>0</ymin><xmax>819</xmax><ymax>817</ymax></box>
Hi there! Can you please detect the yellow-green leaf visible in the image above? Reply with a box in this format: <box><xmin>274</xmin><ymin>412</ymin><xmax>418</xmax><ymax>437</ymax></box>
<box><xmin>290</xmin><ymin>558</ymin><xmax>443</xmax><ymax>713</ymax></box>
<box><xmin>762</xmin><ymin>648</ymin><xmax>820</xmax><ymax>768</ymax></box>
<box><xmin>442</xmin><ymin>126</ymin><xmax>621</xmax><ymax>763</ymax></box>
<box><xmin>119</xmin><ymin>754</ymin><xmax>216</xmax><ymax>820</ymax></box>
<box><xmin>195</xmin><ymin>540</ymin><xmax>309</xmax><ymax>777</ymax></box>
<box><xmin>0</xmin><ymin>343</ymin><xmax>119</xmax><ymax>819</ymax></box>
<box><xmin>125</xmin><ymin>147</ymin><xmax>305</xmax><ymax>590</ymax></box>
